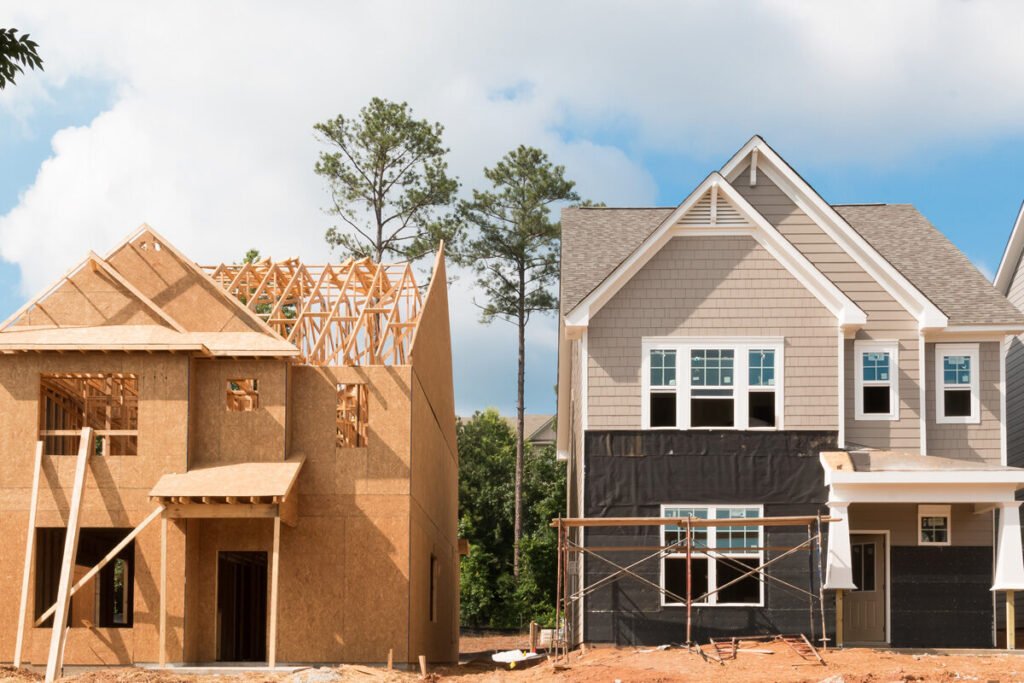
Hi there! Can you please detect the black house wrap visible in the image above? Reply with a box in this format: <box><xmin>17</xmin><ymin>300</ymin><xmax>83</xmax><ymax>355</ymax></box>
<box><xmin>581</xmin><ymin>430</ymin><xmax>837</xmax><ymax>645</ymax></box>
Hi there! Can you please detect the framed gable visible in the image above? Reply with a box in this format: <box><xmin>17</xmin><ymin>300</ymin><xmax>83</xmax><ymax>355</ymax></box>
<box><xmin>104</xmin><ymin>225</ymin><xmax>280</xmax><ymax>337</ymax></box>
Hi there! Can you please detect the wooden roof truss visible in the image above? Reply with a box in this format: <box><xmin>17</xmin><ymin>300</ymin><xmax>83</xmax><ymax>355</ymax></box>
<box><xmin>206</xmin><ymin>257</ymin><xmax>422</xmax><ymax>366</ymax></box>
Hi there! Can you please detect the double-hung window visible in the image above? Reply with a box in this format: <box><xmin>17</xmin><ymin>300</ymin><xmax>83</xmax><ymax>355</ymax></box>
<box><xmin>935</xmin><ymin>344</ymin><xmax>979</xmax><ymax>424</ymax></box>
<box><xmin>854</xmin><ymin>341</ymin><xmax>899</xmax><ymax>420</ymax></box>
<box><xmin>649</xmin><ymin>349</ymin><xmax>678</xmax><ymax>428</ymax></box>
<box><xmin>642</xmin><ymin>339</ymin><xmax>782</xmax><ymax>430</ymax></box>
<box><xmin>661</xmin><ymin>504</ymin><xmax>763</xmax><ymax>606</ymax></box>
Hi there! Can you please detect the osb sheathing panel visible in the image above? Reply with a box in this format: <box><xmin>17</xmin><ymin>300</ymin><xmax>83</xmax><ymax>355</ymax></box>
<box><xmin>407</xmin><ymin>505</ymin><xmax>459</xmax><ymax>664</ymax></box>
<box><xmin>106</xmin><ymin>229</ymin><xmax>267</xmax><ymax>335</ymax></box>
<box><xmin>0</xmin><ymin>353</ymin><xmax>189</xmax><ymax>665</ymax></box>
<box><xmin>189</xmin><ymin>359</ymin><xmax>287</xmax><ymax>467</ymax></box>
<box><xmin>407</xmin><ymin>375</ymin><xmax>459</xmax><ymax>664</ymax></box>
<box><xmin>289</xmin><ymin>366</ymin><xmax>412</xmax><ymax>496</ymax></box>
<box><xmin>408</xmin><ymin>253</ymin><xmax>457</xmax><ymax>458</ymax></box>
<box><xmin>12</xmin><ymin>264</ymin><xmax>169</xmax><ymax>330</ymax></box>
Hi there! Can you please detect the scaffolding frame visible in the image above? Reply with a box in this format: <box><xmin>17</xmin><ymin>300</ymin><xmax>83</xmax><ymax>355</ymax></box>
<box><xmin>551</xmin><ymin>514</ymin><xmax>834</xmax><ymax>661</ymax></box>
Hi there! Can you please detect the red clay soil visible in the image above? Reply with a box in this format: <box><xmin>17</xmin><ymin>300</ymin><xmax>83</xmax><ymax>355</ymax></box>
<box><xmin>5</xmin><ymin>639</ymin><xmax>1024</xmax><ymax>683</ymax></box>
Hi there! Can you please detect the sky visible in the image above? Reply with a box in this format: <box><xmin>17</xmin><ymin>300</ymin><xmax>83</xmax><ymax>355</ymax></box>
<box><xmin>2</xmin><ymin>1</ymin><xmax>1024</xmax><ymax>417</ymax></box>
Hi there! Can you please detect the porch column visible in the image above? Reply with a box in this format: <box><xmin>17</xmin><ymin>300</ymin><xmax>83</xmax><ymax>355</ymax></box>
<box><xmin>993</xmin><ymin>502</ymin><xmax>1024</xmax><ymax>649</ymax></box>
<box><xmin>823</xmin><ymin>502</ymin><xmax>857</xmax><ymax>591</ymax></box>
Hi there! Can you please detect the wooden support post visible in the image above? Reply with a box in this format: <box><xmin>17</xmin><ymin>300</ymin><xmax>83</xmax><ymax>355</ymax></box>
<box><xmin>418</xmin><ymin>654</ymin><xmax>427</xmax><ymax>678</ymax></box>
<box><xmin>835</xmin><ymin>589</ymin><xmax>844</xmax><ymax>648</ymax></box>
<box><xmin>159</xmin><ymin>515</ymin><xmax>168</xmax><ymax>668</ymax></box>
<box><xmin>1008</xmin><ymin>590</ymin><xmax>1016</xmax><ymax>650</ymax></box>
<box><xmin>268</xmin><ymin>515</ymin><xmax>281</xmax><ymax>668</ymax></box>
<box><xmin>686</xmin><ymin>516</ymin><xmax>693</xmax><ymax>647</ymax></box>
<box><xmin>14</xmin><ymin>442</ymin><xmax>43</xmax><ymax>668</ymax></box>
<box><xmin>387</xmin><ymin>648</ymin><xmax>393</xmax><ymax>671</ymax></box>
<box><xmin>45</xmin><ymin>427</ymin><xmax>92</xmax><ymax>683</ymax></box>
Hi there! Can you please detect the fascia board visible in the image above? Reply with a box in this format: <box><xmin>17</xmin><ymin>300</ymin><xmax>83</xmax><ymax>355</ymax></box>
<box><xmin>828</xmin><ymin>470</ymin><xmax>1024</xmax><ymax>485</ymax></box>
<box><xmin>994</xmin><ymin>201</ymin><xmax>1024</xmax><ymax>295</ymax></box>
<box><xmin>721</xmin><ymin>138</ymin><xmax>949</xmax><ymax>330</ymax></box>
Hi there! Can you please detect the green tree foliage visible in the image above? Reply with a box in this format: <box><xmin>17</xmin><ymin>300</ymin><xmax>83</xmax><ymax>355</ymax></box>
<box><xmin>457</xmin><ymin>409</ymin><xmax>566</xmax><ymax>629</ymax></box>
<box><xmin>0</xmin><ymin>28</ymin><xmax>43</xmax><ymax>90</ymax></box>
<box><xmin>454</xmin><ymin>146</ymin><xmax>578</xmax><ymax>576</ymax></box>
<box><xmin>242</xmin><ymin>248</ymin><xmax>262</xmax><ymax>264</ymax></box>
<box><xmin>314</xmin><ymin>98</ymin><xmax>459</xmax><ymax>262</ymax></box>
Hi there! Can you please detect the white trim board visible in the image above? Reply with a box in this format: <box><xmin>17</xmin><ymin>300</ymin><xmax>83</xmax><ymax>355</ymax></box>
<box><xmin>994</xmin><ymin>201</ymin><xmax>1024</xmax><ymax>295</ymax></box>
<box><xmin>721</xmin><ymin>136</ymin><xmax>948</xmax><ymax>330</ymax></box>
<box><xmin>563</xmin><ymin>173</ymin><xmax>866</xmax><ymax>330</ymax></box>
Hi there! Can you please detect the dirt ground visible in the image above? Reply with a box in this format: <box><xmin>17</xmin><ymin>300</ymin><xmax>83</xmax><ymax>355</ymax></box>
<box><xmin>5</xmin><ymin>636</ymin><xmax>1024</xmax><ymax>683</ymax></box>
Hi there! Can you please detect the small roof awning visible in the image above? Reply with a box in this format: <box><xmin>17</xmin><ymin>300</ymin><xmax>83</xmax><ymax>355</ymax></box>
<box><xmin>821</xmin><ymin>450</ymin><xmax>1024</xmax><ymax>504</ymax></box>
<box><xmin>149</xmin><ymin>459</ymin><xmax>303</xmax><ymax>526</ymax></box>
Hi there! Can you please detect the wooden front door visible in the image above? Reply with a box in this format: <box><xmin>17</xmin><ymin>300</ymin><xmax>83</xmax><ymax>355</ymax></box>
<box><xmin>844</xmin><ymin>534</ymin><xmax>886</xmax><ymax>643</ymax></box>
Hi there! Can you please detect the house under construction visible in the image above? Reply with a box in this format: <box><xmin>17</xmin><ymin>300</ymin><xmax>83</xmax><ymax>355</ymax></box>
<box><xmin>0</xmin><ymin>226</ymin><xmax>459</xmax><ymax>676</ymax></box>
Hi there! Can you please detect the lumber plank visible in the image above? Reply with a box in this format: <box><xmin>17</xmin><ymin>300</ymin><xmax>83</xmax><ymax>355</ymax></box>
<box><xmin>45</xmin><ymin>427</ymin><xmax>92</xmax><ymax>683</ymax></box>
<box><xmin>269</xmin><ymin>515</ymin><xmax>281</xmax><ymax>667</ymax></box>
<box><xmin>14</xmin><ymin>442</ymin><xmax>43</xmax><ymax>667</ymax></box>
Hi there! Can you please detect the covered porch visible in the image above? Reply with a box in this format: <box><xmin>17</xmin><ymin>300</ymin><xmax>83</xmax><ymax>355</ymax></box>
<box><xmin>148</xmin><ymin>458</ymin><xmax>303</xmax><ymax>667</ymax></box>
<box><xmin>821</xmin><ymin>451</ymin><xmax>1024</xmax><ymax>649</ymax></box>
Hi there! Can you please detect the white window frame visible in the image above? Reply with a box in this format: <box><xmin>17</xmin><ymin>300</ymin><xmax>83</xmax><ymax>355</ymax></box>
<box><xmin>641</xmin><ymin>337</ymin><xmax>784</xmax><ymax>431</ymax></box>
<box><xmin>660</xmin><ymin>503</ymin><xmax>764</xmax><ymax>607</ymax></box>
<box><xmin>854</xmin><ymin>340</ymin><xmax>900</xmax><ymax>421</ymax></box>
<box><xmin>918</xmin><ymin>504</ymin><xmax>952</xmax><ymax>546</ymax></box>
<box><xmin>935</xmin><ymin>343</ymin><xmax>980</xmax><ymax>424</ymax></box>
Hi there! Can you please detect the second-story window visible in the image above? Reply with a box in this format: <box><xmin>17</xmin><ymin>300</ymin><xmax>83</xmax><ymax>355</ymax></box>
<box><xmin>40</xmin><ymin>373</ymin><xmax>139</xmax><ymax>456</ymax></box>
<box><xmin>854</xmin><ymin>341</ymin><xmax>899</xmax><ymax>421</ymax></box>
<box><xmin>935</xmin><ymin>344</ymin><xmax>979</xmax><ymax>424</ymax></box>
<box><xmin>642</xmin><ymin>339</ymin><xmax>783</xmax><ymax>430</ymax></box>
<box><xmin>649</xmin><ymin>349</ymin><xmax>677</xmax><ymax>428</ymax></box>
<box><xmin>748</xmin><ymin>349</ymin><xmax>776</xmax><ymax>428</ymax></box>
<box><xmin>690</xmin><ymin>349</ymin><xmax>735</xmax><ymax>428</ymax></box>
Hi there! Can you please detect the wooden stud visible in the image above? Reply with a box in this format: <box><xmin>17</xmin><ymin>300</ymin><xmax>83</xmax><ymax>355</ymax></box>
<box><xmin>1008</xmin><ymin>590</ymin><xmax>1016</xmax><ymax>650</ymax></box>
<box><xmin>159</xmin><ymin>515</ymin><xmax>168</xmax><ymax>667</ymax></box>
<box><xmin>835</xmin><ymin>589</ymin><xmax>844</xmax><ymax>648</ymax></box>
<box><xmin>14</xmin><ymin>442</ymin><xmax>43</xmax><ymax>668</ymax></box>
<box><xmin>418</xmin><ymin>655</ymin><xmax>427</xmax><ymax>678</ymax></box>
<box><xmin>269</xmin><ymin>515</ymin><xmax>281</xmax><ymax>668</ymax></box>
<box><xmin>45</xmin><ymin>427</ymin><xmax>93</xmax><ymax>683</ymax></box>
<box><xmin>387</xmin><ymin>648</ymin><xmax>393</xmax><ymax>671</ymax></box>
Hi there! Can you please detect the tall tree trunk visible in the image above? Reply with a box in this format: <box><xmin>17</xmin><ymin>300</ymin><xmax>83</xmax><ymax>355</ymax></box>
<box><xmin>513</xmin><ymin>267</ymin><xmax>526</xmax><ymax>577</ymax></box>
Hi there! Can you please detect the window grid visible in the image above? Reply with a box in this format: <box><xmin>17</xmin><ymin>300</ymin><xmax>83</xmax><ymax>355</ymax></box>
<box><xmin>942</xmin><ymin>355</ymin><xmax>971</xmax><ymax>386</ymax></box>
<box><xmin>691</xmin><ymin>349</ymin><xmax>735</xmax><ymax>388</ymax></box>
<box><xmin>861</xmin><ymin>351</ymin><xmax>891</xmax><ymax>384</ymax></box>
<box><xmin>748</xmin><ymin>349</ymin><xmax>775</xmax><ymax>387</ymax></box>
<box><xmin>650</xmin><ymin>349</ymin><xmax>677</xmax><ymax>388</ymax></box>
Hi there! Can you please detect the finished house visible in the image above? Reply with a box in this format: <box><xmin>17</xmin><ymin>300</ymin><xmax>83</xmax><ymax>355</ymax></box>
<box><xmin>555</xmin><ymin>136</ymin><xmax>1024</xmax><ymax>649</ymax></box>
<box><xmin>0</xmin><ymin>226</ymin><xmax>459</xmax><ymax>677</ymax></box>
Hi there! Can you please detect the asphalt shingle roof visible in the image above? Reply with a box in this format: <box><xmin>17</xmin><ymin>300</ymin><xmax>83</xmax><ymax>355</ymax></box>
<box><xmin>560</xmin><ymin>204</ymin><xmax>1024</xmax><ymax>326</ymax></box>
<box><xmin>834</xmin><ymin>204</ymin><xmax>1024</xmax><ymax>326</ymax></box>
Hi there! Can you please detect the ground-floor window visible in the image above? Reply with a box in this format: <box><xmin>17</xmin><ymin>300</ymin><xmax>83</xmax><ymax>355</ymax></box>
<box><xmin>661</xmin><ymin>504</ymin><xmax>763</xmax><ymax>606</ymax></box>
<box><xmin>35</xmin><ymin>528</ymin><xmax>135</xmax><ymax>628</ymax></box>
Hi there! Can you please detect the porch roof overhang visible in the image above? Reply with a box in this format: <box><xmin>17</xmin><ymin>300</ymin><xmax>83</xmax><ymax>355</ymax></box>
<box><xmin>821</xmin><ymin>450</ymin><xmax>1024</xmax><ymax>501</ymax></box>
<box><xmin>148</xmin><ymin>458</ymin><xmax>303</xmax><ymax>526</ymax></box>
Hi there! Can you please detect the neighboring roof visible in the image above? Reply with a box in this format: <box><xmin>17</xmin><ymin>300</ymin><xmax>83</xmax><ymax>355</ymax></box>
<box><xmin>835</xmin><ymin>204</ymin><xmax>1024</xmax><ymax>326</ymax></box>
<box><xmin>149</xmin><ymin>459</ymin><xmax>304</xmax><ymax>501</ymax></box>
<box><xmin>560</xmin><ymin>207</ymin><xmax>672</xmax><ymax>314</ymax></box>
<box><xmin>456</xmin><ymin>413</ymin><xmax>556</xmax><ymax>444</ymax></box>
<box><xmin>560</xmin><ymin>203</ymin><xmax>1024</xmax><ymax>327</ymax></box>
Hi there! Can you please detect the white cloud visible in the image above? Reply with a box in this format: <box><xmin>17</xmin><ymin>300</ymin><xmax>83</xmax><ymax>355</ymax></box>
<box><xmin>3</xmin><ymin>0</ymin><xmax>1024</xmax><ymax>412</ymax></box>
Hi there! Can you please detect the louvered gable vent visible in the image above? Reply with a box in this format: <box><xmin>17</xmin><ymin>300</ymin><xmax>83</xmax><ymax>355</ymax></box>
<box><xmin>677</xmin><ymin>185</ymin><xmax>749</xmax><ymax>227</ymax></box>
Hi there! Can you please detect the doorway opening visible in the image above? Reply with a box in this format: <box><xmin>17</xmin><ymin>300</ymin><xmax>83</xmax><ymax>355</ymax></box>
<box><xmin>217</xmin><ymin>551</ymin><xmax>268</xmax><ymax>662</ymax></box>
